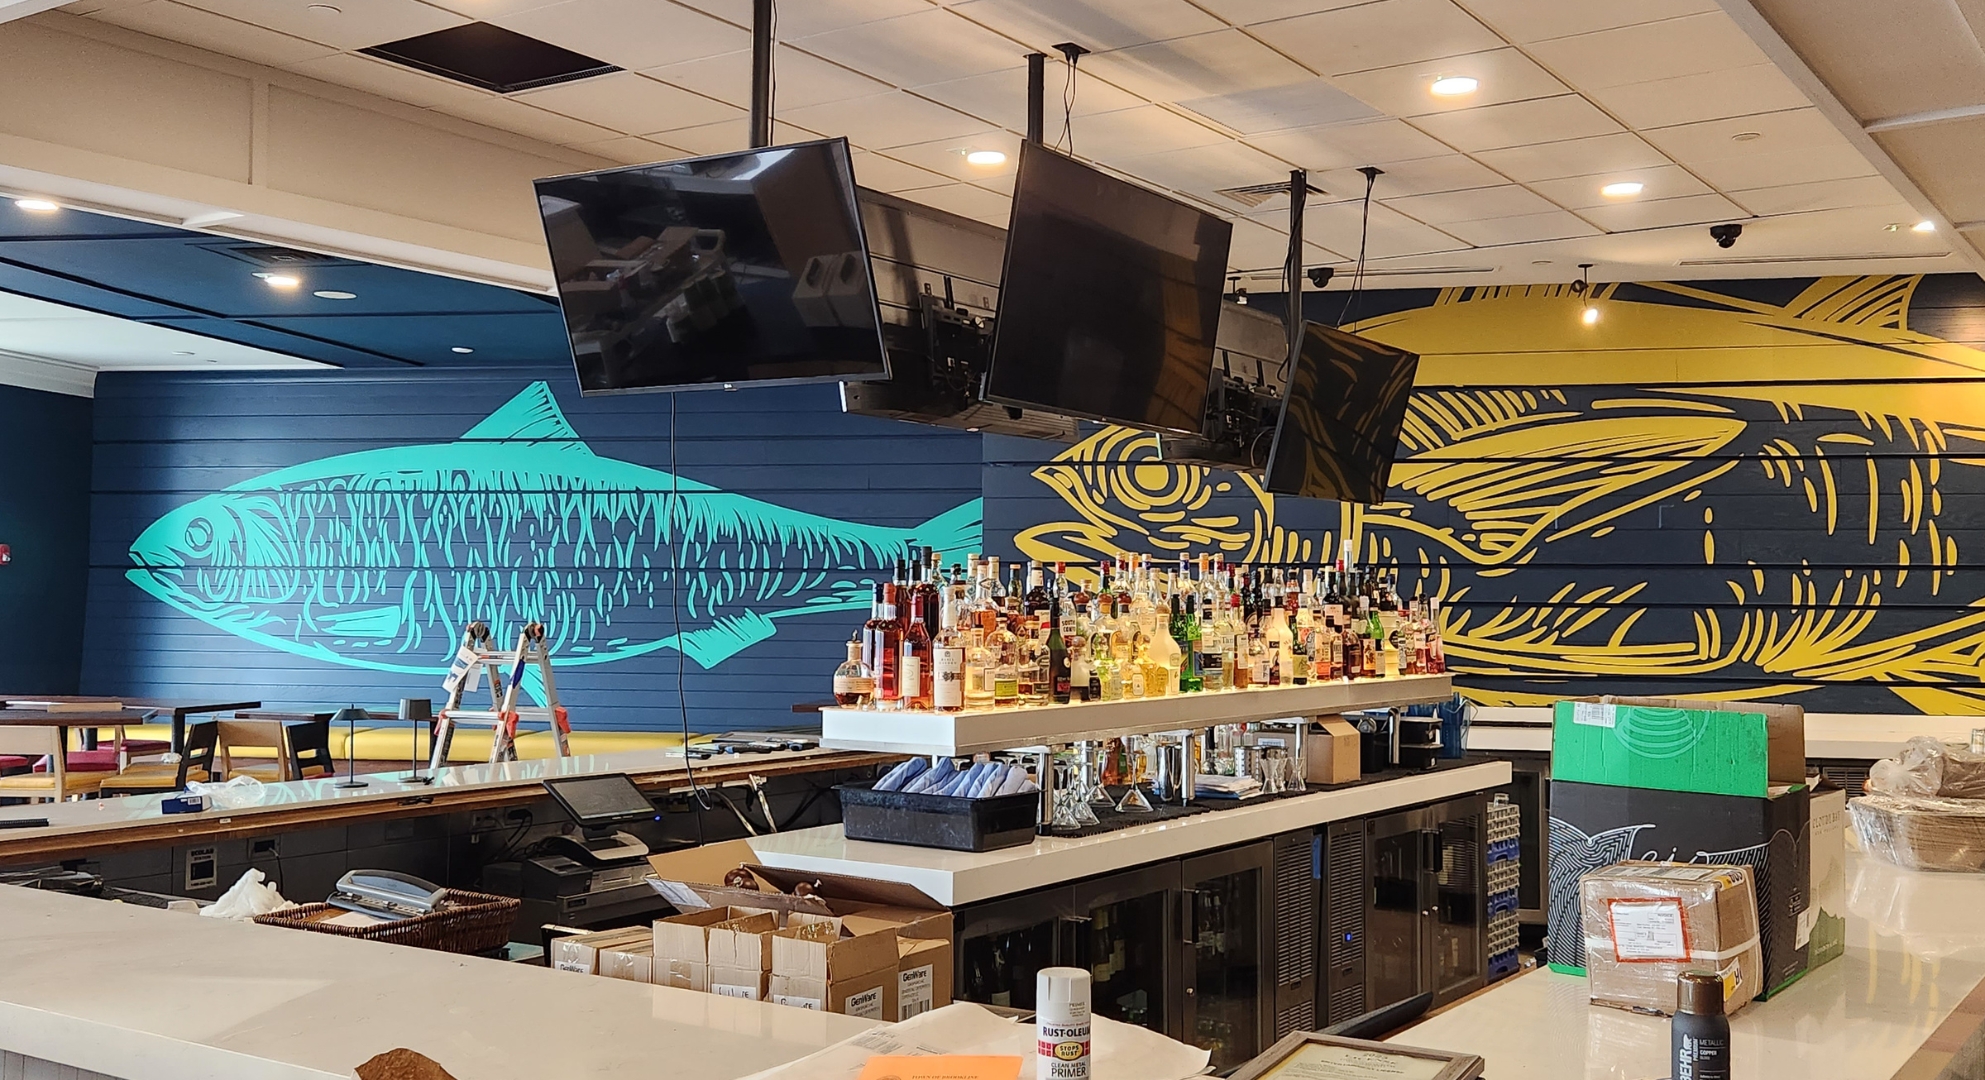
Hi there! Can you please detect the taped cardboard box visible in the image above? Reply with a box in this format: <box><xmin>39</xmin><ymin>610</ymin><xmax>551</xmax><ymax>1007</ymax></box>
<box><xmin>711</xmin><ymin>965</ymin><xmax>768</xmax><ymax>1000</ymax></box>
<box><xmin>648</xmin><ymin>839</ymin><xmax>954</xmax><ymax>944</ymax></box>
<box><xmin>767</xmin><ymin>919</ymin><xmax>899</xmax><ymax>1019</ymax></box>
<box><xmin>656</xmin><ymin>959</ymin><xmax>709</xmax><ymax>992</ymax></box>
<box><xmin>1552</xmin><ymin>695</ymin><xmax>1805</xmax><ymax>798</ymax></box>
<box><xmin>652</xmin><ymin>906</ymin><xmax>776</xmax><ymax>967</ymax></box>
<box><xmin>1579</xmin><ymin>862</ymin><xmax>1763</xmax><ymax>1016</ymax></box>
<box><xmin>550</xmin><ymin>926</ymin><xmax>652</xmax><ymax>975</ymax></box>
<box><xmin>897</xmin><ymin>936</ymin><xmax>953</xmax><ymax>1020</ymax></box>
<box><xmin>1304</xmin><ymin>716</ymin><xmax>1361</xmax><ymax>785</ymax></box>
<box><xmin>598</xmin><ymin>940</ymin><xmax>653</xmax><ymax>984</ymax></box>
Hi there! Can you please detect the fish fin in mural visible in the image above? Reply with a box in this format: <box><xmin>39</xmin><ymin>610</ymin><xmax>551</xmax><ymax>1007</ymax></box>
<box><xmin>314</xmin><ymin>605</ymin><xmax>403</xmax><ymax>640</ymax></box>
<box><xmin>458</xmin><ymin>382</ymin><xmax>594</xmax><ymax>452</ymax></box>
<box><xmin>908</xmin><ymin>499</ymin><xmax>983</xmax><ymax>567</ymax></box>
<box><xmin>665</xmin><ymin>610</ymin><xmax>778</xmax><ymax>669</ymax></box>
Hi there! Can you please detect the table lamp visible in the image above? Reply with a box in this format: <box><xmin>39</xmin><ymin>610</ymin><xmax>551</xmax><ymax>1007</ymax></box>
<box><xmin>333</xmin><ymin>706</ymin><xmax>368</xmax><ymax>789</ymax></box>
<box><xmin>401</xmin><ymin>698</ymin><xmax>435</xmax><ymax>785</ymax></box>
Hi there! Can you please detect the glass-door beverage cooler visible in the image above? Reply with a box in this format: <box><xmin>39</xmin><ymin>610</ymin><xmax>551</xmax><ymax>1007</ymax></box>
<box><xmin>1364</xmin><ymin>794</ymin><xmax>1488</xmax><ymax>1012</ymax></box>
<box><xmin>1180</xmin><ymin>843</ymin><xmax>1273</xmax><ymax>1070</ymax></box>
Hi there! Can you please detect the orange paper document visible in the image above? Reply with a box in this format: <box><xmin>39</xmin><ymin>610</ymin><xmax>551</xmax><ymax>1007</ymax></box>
<box><xmin>855</xmin><ymin>1055</ymin><xmax>1023</xmax><ymax>1080</ymax></box>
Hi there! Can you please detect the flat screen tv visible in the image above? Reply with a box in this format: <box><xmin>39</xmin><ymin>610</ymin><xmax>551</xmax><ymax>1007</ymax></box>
<box><xmin>1264</xmin><ymin>322</ymin><xmax>1420</xmax><ymax>504</ymax></box>
<box><xmin>982</xmin><ymin>142</ymin><xmax>1232</xmax><ymax>435</ymax></box>
<box><xmin>535</xmin><ymin>137</ymin><xmax>889</xmax><ymax>395</ymax></box>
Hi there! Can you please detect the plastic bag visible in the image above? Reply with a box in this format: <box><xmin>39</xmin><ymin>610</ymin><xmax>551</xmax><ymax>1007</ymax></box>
<box><xmin>1867</xmin><ymin>736</ymin><xmax>1985</xmax><ymax>799</ymax></box>
<box><xmin>199</xmin><ymin>868</ymin><xmax>296</xmax><ymax>919</ymax></box>
<box><xmin>185</xmin><ymin>774</ymin><xmax>268</xmax><ymax>809</ymax></box>
<box><xmin>1850</xmin><ymin>793</ymin><xmax>1985</xmax><ymax>872</ymax></box>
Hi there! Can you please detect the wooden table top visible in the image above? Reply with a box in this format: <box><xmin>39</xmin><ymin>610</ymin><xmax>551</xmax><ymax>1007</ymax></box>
<box><xmin>0</xmin><ymin>710</ymin><xmax>150</xmax><ymax>726</ymax></box>
<box><xmin>0</xmin><ymin>698</ymin><xmax>260</xmax><ymax>717</ymax></box>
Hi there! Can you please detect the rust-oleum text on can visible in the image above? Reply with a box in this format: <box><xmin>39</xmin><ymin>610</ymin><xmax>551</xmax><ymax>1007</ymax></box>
<box><xmin>1036</xmin><ymin>967</ymin><xmax>1091</xmax><ymax>1080</ymax></box>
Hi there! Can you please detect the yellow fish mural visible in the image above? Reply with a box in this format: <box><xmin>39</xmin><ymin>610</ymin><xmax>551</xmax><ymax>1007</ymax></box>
<box><xmin>1009</xmin><ymin>274</ymin><xmax>1985</xmax><ymax>714</ymax></box>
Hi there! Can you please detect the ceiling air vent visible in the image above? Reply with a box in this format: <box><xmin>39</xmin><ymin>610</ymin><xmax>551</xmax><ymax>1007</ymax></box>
<box><xmin>200</xmin><ymin>244</ymin><xmax>360</xmax><ymax>269</ymax></box>
<box><xmin>1217</xmin><ymin>180</ymin><xmax>1324</xmax><ymax>209</ymax></box>
<box><xmin>361</xmin><ymin>23</ymin><xmax>621</xmax><ymax>94</ymax></box>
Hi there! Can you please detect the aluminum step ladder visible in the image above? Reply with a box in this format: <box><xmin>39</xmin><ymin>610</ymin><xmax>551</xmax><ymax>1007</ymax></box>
<box><xmin>431</xmin><ymin>621</ymin><xmax>572</xmax><ymax>771</ymax></box>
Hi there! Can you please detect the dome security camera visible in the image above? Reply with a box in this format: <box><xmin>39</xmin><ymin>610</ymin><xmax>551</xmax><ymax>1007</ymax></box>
<box><xmin>1710</xmin><ymin>223</ymin><xmax>1743</xmax><ymax>249</ymax></box>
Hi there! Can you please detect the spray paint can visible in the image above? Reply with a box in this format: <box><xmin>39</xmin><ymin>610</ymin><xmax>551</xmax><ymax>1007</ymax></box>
<box><xmin>1036</xmin><ymin>967</ymin><xmax>1092</xmax><ymax>1080</ymax></box>
<box><xmin>1672</xmin><ymin>972</ymin><xmax>1731</xmax><ymax>1080</ymax></box>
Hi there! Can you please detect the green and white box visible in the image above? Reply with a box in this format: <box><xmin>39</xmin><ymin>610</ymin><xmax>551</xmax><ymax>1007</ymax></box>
<box><xmin>1552</xmin><ymin>695</ymin><xmax>1806</xmax><ymax>798</ymax></box>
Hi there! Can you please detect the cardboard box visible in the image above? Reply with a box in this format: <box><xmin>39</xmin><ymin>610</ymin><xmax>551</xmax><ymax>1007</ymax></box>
<box><xmin>897</xmin><ymin>936</ymin><xmax>953</xmax><ymax>1020</ymax></box>
<box><xmin>711</xmin><ymin>965</ymin><xmax>768</xmax><ymax>1000</ymax></box>
<box><xmin>1552</xmin><ymin>695</ymin><xmax>1805</xmax><ymax>797</ymax></box>
<box><xmin>656</xmin><ymin>959</ymin><xmax>709</xmax><ymax>992</ymax></box>
<box><xmin>648</xmin><ymin>840</ymin><xmax>953</xmax><ymax>944</ymax></box>
<box><xmin>1548</xmin><ymin>779</ymin><xmax>1809</xmax><ymax>998</ymax></box>
<box><xmin>1579</xmin><ymin>862</ymin><xmax>1764</xmax><ymax>1016</ymax></box>
<box><xmin>1804</xmin><ymin>784</ymin><xmax>1848</xmax><ymax>971</ymax></box>
<box><xmin>550</xmin><ymin>926</ymin><xmax>652</xmax><ymax>975</ymax></box>
<box><xmin>766</xmin><ymin>914</ymin><xmax>905</xmax><ymax>1018</ymax></box>
<box><xmin>598</xmin><ymin>940</ymin><xmax>654</xmax><ymax>984</ymax></box>
<box><xmin>1304</xmin><ymin>716</ymin><xmax>1362</xmax><ymax>785</ymax></box>
<box><xmin>709</xmin><ymin>911</ymin><xmax>779</xmax><ymax>972</ymax></box>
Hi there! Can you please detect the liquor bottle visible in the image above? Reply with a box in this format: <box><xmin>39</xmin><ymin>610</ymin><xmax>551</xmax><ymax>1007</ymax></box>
<box><xmin>1015</xmin><ymin>618</ymin><xmax>1040</xmax><ymax>705</ymax></box>
<box><xmin>1179</xmin><ymin>596</ymin><xmax>1205</xmax><ymax>692</ymax></box>
<box><xmin>1427</xmin><ymin>599</ymin><xmax>1447</xmax><ymax>674</ymax></box>
<box><xmin>1228</xmin><ymin>593</ymin><xmax>1251</xmax><ymax>689</ymax></box>
<box><xmin>1198</xmin><ymin>592</ymin><xmax>1229</xmax><ymax>693</ymax></box>
<box><xmin>1264</xmin><ymin>581</ymin><xmax>1294</xmax><ymax>686</ymax></box>
<box><xmin>934</xmin><ymin>592</ymin><xmax>965</xmax><ymax>712</ymax></box>
<box><xmin>1341</xmin><ymin>610</ymin><xmax>1363</xmax><ymax>681</ymax></box>
<box><xmin>1024</xmin><ymin>561</ymin><xmax>1051</xmax><ymax>616</ymax></box>
<box><xmin>902</xmin><ymin>589</ymin><xmax>933</xmax><ymax>710</ymax></box>
<box><xmin>1047</xmin><ymin>597</ymin><xmax>1072</xmax><ymax>705</ymax></box>
<box><xmin>965</xmin><ymin>623</ymin><xmax>997</xmax><ymax>708</ymax></box>
<box><xmin>1124</xmin><ymin>632</ymin><xmax>1149</xmax><ymax>699</ymax></box>
<box><xmin>920</xmin><ymin>549</ymin><xmax>945</xmax><ymax>639</ymax></box>
<box><xmin>831</xmin><ymin>634</ymin><xmax>873</xmax><ymax>706</ymax></box>
<box><xmin>993</xmin><ymin>634</ymin><xmax>1020</xmax><ymax>706</ymax></box>
<box><xmin>1363</xmin><ymin>602</ymin><xmax>1383</xmax><ymax>678</ymax></box>
<box><xmin>1149</xmin><ymin>605</ymin><xmax>1181</xmax><ymax>697</ymax></box>
<box><xmin>868</xmin><ymin>583</ymin><xmax>904</xmax><ymax>708</ymax></box>
<box><xmin>1095</xmin><ymin>636</ymin><xmax>1122</xmax><ymax>701</ymax></box>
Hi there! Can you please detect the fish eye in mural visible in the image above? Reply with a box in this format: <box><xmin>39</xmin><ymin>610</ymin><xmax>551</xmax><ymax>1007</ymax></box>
<box><xmin>1011</xmin><ymin>274</ymin><xmax>1985</xmax><ymax>715</ymax></box>
<box><xmin>125</xmin><ymin>382</ymin><xmax>982</xmax><ymax>681</ymax></box>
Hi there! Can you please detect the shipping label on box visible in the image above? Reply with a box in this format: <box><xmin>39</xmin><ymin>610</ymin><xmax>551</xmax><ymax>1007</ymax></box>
<box><xmin>1549</xmin><ymin>779</ymin><xmax>1809</xmax><ymax>998</ymax></box>
<box><xmin>1805</xmin><ymin>786</ymin><xmax>1847</xmax><ymax>970</ymax></box>
<box><xmin>897</xmin><ymin>937</ymin><xmax>953</xmax><ymax>1021</ymax></box>
<box><xmin>712</xmin><ymin>966</ymin><xmax>767</xmax><ymax>1000</ymax></box>
<box><xmin>1551</xmin><ymin>695</ymin><xmax>1805</xmax><ymax>797</ymax></box>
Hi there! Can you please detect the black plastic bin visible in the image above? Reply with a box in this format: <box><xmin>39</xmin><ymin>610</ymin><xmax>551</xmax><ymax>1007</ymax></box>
<box><xmin>836</xmin><ymin>783</ymin><xmax>1039</xmax><ymax>852</ymax></box>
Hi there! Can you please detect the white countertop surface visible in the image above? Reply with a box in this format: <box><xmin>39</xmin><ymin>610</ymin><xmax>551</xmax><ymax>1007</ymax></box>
<box><xmin>1465</xmin><ymin>708</ymin><xmax>1982</xmax><ymax>761</ymax></box>
<box><xmin>0</xmin><ymin>883</ymin><xmax>878</xmax><ymax>1080</ymax></box>
<box><xmin>1397</xmin><ymin>849</ymin><xmax>1985</xmax><ymax>1080</ymax></box>
<box><xmin>747</xmin><ymin>762</ymin><xmax>1511</xmax><ymax>906</ymax></box>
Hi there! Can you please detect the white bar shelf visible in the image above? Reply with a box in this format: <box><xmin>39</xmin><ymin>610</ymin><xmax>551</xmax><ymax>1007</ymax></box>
<box><xmin>818</xmin><ymin>673</ymin><xmax>1453</xmax><ymax>757</ymax></box>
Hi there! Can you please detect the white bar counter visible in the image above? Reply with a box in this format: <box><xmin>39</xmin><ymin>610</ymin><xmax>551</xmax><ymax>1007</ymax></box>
<box><xmin>1396</xmin><ymin>849</ymin><xmax>1985</xmax><ymax>1080</ymax></box>
<box><xmin>0</xmin><ymin>883</ymin><xmax>877</xmax><ymax>1080</ymax></box>
<box><xmin>748</xmin><ymin>761</ymin><xmax>1510</xmax><ymax>906</ymax></box>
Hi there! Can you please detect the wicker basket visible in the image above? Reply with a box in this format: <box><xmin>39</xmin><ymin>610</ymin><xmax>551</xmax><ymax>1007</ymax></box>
<box><xmin>253</xmin><ymin>889</ymin><xmax>520</xmax><ymax>955</ymax></box>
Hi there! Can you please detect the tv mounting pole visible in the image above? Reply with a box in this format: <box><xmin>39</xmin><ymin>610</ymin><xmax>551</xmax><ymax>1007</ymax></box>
<box><xmin>1025</xmin><ymin>52</ymin><xmax>1046</xmax><ymax>145</ymax></box>
<box><xmin>1285</xmin><ymin>169</ymin><xmax>1308</xmax><ymax>372</ymax></box>
<box><xmin>748</xmin><ymin>0</ymin><xmax>773</xmax><ymax>148</ymax></box>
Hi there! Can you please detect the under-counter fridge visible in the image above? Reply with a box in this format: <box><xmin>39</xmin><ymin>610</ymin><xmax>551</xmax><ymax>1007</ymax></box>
<box><xmin>1365</xmin><ymin>794</ymin><xmax>1488</xmax><ymax>1011</ymax></box>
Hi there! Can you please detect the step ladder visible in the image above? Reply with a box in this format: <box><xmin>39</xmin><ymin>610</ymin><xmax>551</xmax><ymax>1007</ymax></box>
<box><xmin>431</xmin><ymin>621</ymin><xmax>572</xmax><ymax>771</ymax></box>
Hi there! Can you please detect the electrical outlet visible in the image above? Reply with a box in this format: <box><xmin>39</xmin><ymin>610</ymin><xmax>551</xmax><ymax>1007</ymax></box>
<box><xmin>185</xmin><ymin>846</ymin><xmax>217</xmax><ymax>890</ymax></box>
<box><xmin>250</xmin><ymin>837</ymin><xmax>278</xmax><ymax>858</ymax></box>
<box><xmin>471</xmin><ymin>812</ymin><xmax>501</xmax><ymax>832</ymax></box>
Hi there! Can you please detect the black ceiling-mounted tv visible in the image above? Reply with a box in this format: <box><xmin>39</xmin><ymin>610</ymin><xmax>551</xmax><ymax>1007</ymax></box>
<box><xmin>1263</xmin><ymin>322</ymin><xmax>1420</xmax><ymax>504</ymax></box>
<box><xmin>535</xmin><ymin>137</ymin><xmax>890</xmax><ymax>395</ymax></box>
<box><xmin>981</xmin><ymin>142</ymin><xmax>1233</xmax><ymax>436</ymax></box>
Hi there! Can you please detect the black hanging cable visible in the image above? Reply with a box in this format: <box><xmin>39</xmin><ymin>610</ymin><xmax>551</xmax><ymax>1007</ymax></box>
<box><xmin>767</xmin><ymin>0</ymin><xmax>777</xmax><ymax>139</ymax></box>
<box><xmin>1058</xmin><ymin>54</ymin><xmax>1076</xmax><ymax>154</ymax></box>
<box><xmin>668</xmin><ymin>394</ymin><xmax>711</xmax><ymax>840</ymax></box>
<box><xmin>1337</xmin><ymin>167</ymin><xmax>1381</xmax><ymax>327</ymax></box>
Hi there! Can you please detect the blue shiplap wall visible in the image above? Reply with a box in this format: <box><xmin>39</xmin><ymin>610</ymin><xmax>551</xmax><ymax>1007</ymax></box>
<box><xmin>82</xmin><ymin>367</ymin><xmax>981</xmax><ymax>731</ymax></box>
<box><xmin>0</xmin><ymin>383</ymin><xmax>91</xmax><ymax>693</ymax></box>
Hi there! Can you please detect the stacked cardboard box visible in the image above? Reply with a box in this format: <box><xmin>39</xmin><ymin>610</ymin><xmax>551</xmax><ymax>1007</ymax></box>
<box><xmin>1547</xmin><ymin>695</ymin><xmax>1820</xmax><ymax>1004</ymax></box>
<box><xmin>1579</xmin><ymin>862</ymin><xmax>1764</xmax><ymax>1015</ymax></box>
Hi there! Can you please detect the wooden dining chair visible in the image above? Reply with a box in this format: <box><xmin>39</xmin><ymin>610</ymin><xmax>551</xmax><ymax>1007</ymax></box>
<box><xmin>99</xmin><ymin>721</ymin><xmax>221</xmax><ymax>797</ymax></box>
<box><xmin>0</xmin><ymin>727</ymin><xmax>106</xmax><ymax>801</ymax></box>
<box><xmin>215</xmin><ymin>719</ymin><xmax>293</xmax><ymax>782</ymax></box>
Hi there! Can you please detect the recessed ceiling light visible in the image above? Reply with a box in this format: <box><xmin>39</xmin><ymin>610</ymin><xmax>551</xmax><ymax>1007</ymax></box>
<box><xmin>313</xmin><ymin>290</ymin><xmax>357</xmax><ymax>300</ymax></box>
<box><xmin>963</xmin><ymin>149</ymin><xmax>1007</xmax><ymax>167</ymax></box>
<box><xmin>1430</xmin><ymin>76</ymin><xmax>1478</xmax><ymax>97</ymax></box>
<box><xmin>1914</xmin><ymin>220</ymin><xmax>1937</xmax><ymax>233</ymax></box>
<box><xmin>1731</xmin><ymin>131</ymin><xmax>1763</xmax><ymax>142</ymax></box>
<box><xmin>1600</xmin><ymin>181</ymin><xmax>1644</xmax><ymax>198</ymax></box>
<box><xmin>1531</xmin><ymin>259</ymin><xmax>1554</xmax><ymax>266</ymax></box>
<box><xmin>255</xmin><ymin>272</ymin><xmax>301</xmax><ymax>289</ymax></box>
<box><xmin>451</xmin><ymin>346</ymin><xmax>475</xmax><ymax>354</ymax></box>
<box><xmin>13</xmin><ymin>198</ymin><xmax>58</xmax><ymax>212</ymax></box>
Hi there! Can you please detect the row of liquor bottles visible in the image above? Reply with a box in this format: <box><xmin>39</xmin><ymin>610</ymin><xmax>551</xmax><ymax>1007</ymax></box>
<box><xmin>830</xmin><ymin>546</ymin><xmax>1447</xmax><ymax>713</ymax></box>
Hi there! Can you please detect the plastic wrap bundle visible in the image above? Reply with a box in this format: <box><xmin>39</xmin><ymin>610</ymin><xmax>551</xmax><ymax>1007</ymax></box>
<box><xmin>1850</xmin><ymin>793</ymin><xmax>1985</xmax><ymax>872</ymax></box>
<box><xmin>1867</xmin><ymin>736</ymin><xmax>1985</xmax><ymax>799</ymax></box>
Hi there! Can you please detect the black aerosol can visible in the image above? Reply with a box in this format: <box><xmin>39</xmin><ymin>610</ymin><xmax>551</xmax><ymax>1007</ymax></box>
<box><xmin>1672</xmin><ymin>972</ymin><xmax>1731</xmax><ymax>1080</ymax></box>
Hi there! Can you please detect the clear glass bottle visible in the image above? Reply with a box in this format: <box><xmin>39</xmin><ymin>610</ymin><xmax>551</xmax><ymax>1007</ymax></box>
<box><xmin>965</xmin><ymin>625</ymin><xmax>996</xmax><ymax>708</ymax></box>
<box><xmin>831</xmin><ymin>634</ymin><xmax>873</xmax><ymax>706</ymax></box>
<box><xmin>933</xmin><ymin>592</ymin><xmax>965</xmax><ymax>712</ymax></box>
<box><xmin>901</xmin><ymin>590</ymin><xmax>933</xmax><ymax>710</ymax></box>
<box><xmin>993</xmin><ymin>634</ymin><xmax>1020</xmax><ymax>707</ymax></box>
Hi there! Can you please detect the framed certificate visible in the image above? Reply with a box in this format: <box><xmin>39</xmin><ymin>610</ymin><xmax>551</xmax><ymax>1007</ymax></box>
<box><xmin>1226</xmin><ymin>1032</ymin><xmax>1484</xmax><ymax>1080</ymax></box>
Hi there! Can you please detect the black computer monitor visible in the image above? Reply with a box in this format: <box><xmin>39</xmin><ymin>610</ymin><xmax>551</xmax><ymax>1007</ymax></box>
<box><xmin>535</xmin><ymin>137</ymin><xmax>890</xmax><ymax>395</ymax></box>
<box><xmin>543</xmin><ymin>774</ymin><xmax>656</xmax><ymax>829</ymax></box>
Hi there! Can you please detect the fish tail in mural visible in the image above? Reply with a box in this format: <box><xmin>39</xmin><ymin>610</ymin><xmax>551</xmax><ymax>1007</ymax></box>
<box><xmin>125</xmin><ymin>382</ymin><xmax>983</xmax><ymax>678</ymax></box>
<box><xmin>1014</xmin><ymin>274</ymin><xmax>1985</xmax><ymax>714</ymax></box>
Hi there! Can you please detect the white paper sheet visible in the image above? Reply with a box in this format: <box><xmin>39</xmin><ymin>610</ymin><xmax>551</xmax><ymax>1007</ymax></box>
<box><xmin>736</xmin><ymin>1002</ymin><xmax>1210</xmax><ymax>1080</ymax></box>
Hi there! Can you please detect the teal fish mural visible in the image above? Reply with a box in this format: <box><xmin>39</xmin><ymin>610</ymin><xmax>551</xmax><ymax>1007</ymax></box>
<box><xmin>126</xmin><ymin>382</ymin><xmax>981</xmax><ymax>678</ymax></box>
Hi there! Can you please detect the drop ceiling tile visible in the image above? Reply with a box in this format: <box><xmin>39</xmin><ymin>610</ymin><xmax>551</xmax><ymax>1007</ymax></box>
<box><xmin>92</xmin><ymin>0</ymin><xmax>336</xmax><ymax>66</ymax></box>
<box><xmin>1313</xmin><ymin>155</ymin><xmax>1506</xmax><ymax>198</ymax></box>
<box><xmin>1058</xmin><ymin>104</ymin><xmax>1228</xmax><ymax>159</ymax></box>
<box><xmin>1244</xmin><ymin>118</ymin><xmax>1451</xmax><ymax>170</ymax></box>
<box><xmin>796</xmin><ymin>8</ymin><xmax>1025</xmax><ymax>88</ymax></box>
<box><xmin>1081</xmin><ymin>29</ymin><xmax>1314</xmax><ymax>103</ymax></box>
<box><xmin>1470</xmin><ymin>131</ymin><xmax>1669</xmax><ymax>182</ymax></box>
<box><xmin>1438</xmin><ymin>210</ymin><xmax>1598</xmax><ymax>245</ymax></box>
<box><xmin>907</xmin><ymin>181</ymin><xmax>1012</xmax><ymax>226</ymax></box>
<box><xmin>1638</xmin><ymin>107</ymin><xmax>1871</xmax><ymax>190</ymax></box>
<box><xmin>1410</xmin><ymin>95</ymin><xmax>1622</xmax><ymax>152</ymax></box>
<box><xmin>1386</xmin><ymin>183</ymin><xmax>1559</xmax><ymax>224</ymax></box>
<box><xmin>1526</xmin><ymin>13</ymin><xmax>1770</xmax><ymax>93</ymax></box>
<box><xmin>758</xmin><ymin>0</ymin><xmax>932</xmax><ymax>39</ymax></box>
<box><xmin>568</xmin><ymin>135</ymin><xmax>687</xmax><ymax>165</ymax></box>
<box><xmin>1871</xmin><ymin>118</ymin><xmax>1985</xmax><ymax>223</ymax></box>
<box><xmin>287</xmin><ymin>52</ymin><xmax>493</xmax><ymax>111</ymax></box>
<box><xmin>420</xmin><ymin>0</ymin><xmax>566</xmax><ymax>16</ymax></box>
<box><xmin>647</xmin><ymin>47</ymin><xmax>890</xmax><ymax>110</ymax></box>
<box><xmin>1577</xmin><ymin>191</ymin><xmax>1743</xmax><ymax>231</ymax></box>
<box><xmin>1192</xmin><ymin>0</ymin><xmax>1376</xmax><ymax>25</ymax></box>
<box><xmin>949</xmin><ymin>0</ymin><xmax>1223</xmax><ymax>51</ymax></box>
<box><xmin>1110</xmin><ymin>139</ymin><xmax>1294</xmax><ymax>200</ymax></box>
<box><xmin>915</xmin><ymin>65</ymin><xmax>1147</xmax><ymax>131</ymax></box>
<box><xmin>1453</xmin><ymin>0</ymin><xmax>1719</xmax><ymax>44</ymax></box>
<box><xmin>1223</xmin><ymin>218</ymin><xmax>1344</xmax><ymax>272</ymax></box>
<box><xmin>849</xmin><ymin>149</ymin><xmax>957</xmax><ymax>192</ymax></box>
<box><xmin>1684</xmin><ymin>144</ymin><xmax>1877</xmax><ymax>191</ymax></box>
<box><xmin>1724</xmin><ymin>175</ymin><xmax>1904</xmax><ymax>217</ymax></box>
<box><xmin>1264</xmin><ymin>0</ymin><xmax>1504</xmax><ymax>77</ymax></box>
<box><xmin>1175</xmin><ymin>80</ymin><xmax>1381</xmax><ymax>135</ymax></box>
<box><xmin>1295</xmin><ymin>200</ymin><xmax>1471</xmax><ymax>258</ymax></box>
<box><xmin>781</xmin><ymin>90</ymin><xmax>994</xmax><ymax>150</ymax></box>
<box><xmin>493</xmin><ymin>0</ymin><xmax>748</xmax><ymax>72</ymax></box>
<box><xmin>972</xmin><ymin>171</ymin><xmax>1017</xmax><ymax>195</ymax></box>
<box><xmin>1528</xmin><ymin>164</ymin><xmax>1712</xmax><ymax>208</ymax></box>
<box><xmin>173</xmin><ymin>0</ymin><xmax>466</xmax><ymax>50</ymax></box>
<box><xmin>431</xmin><ymin>94</ymin><xmax>623</xmax><ymax>145</ymax></box>
<box><xmin>1585</xmin><ymin>63</ymin><xmax>1811</xmax><ymax>130</ymax></box>
<box><xmin>879</xmin><ymin>130</ymin><xmax>1023</xmax><ymax>183</ymax></box>
<box><xmin>516</xmin><ymin>72</ymin><xmax>741</xmax><ymax>136</ymax></box>
<box><xmin>1754</xmin><ymin>0</ymin><xmax>1985</xmax><ymax>122</ymax></box>
<box><xmin>1331</xmin><ymin>47</ymin><xmax>1569</xmax><ymax>119</ymax></box>
<box><xmin>648</xmin><ymin>117</ymin><xmax>824</xmax><ymax>155</ymax></box>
